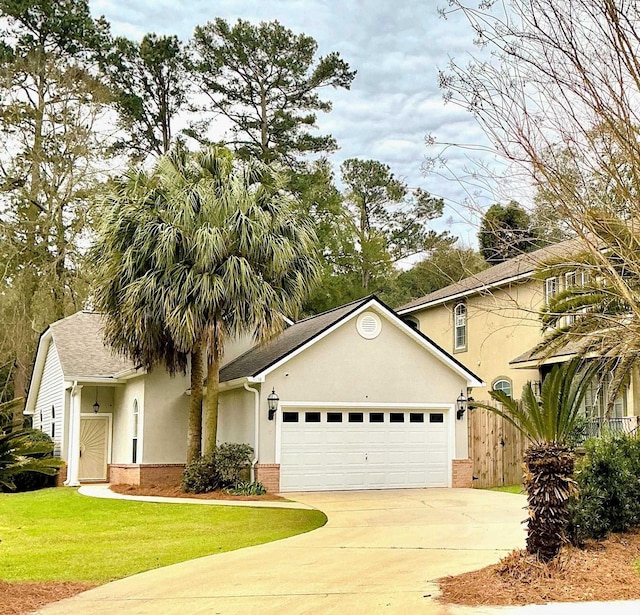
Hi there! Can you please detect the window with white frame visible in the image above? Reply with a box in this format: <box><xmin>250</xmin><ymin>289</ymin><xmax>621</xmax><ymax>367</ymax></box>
<box><xmin>454</xmin><ymin>303</ymin><xmax>467</xmax><ymax>351</ymax></box>
<box><xmin>492</xmin><ymin>378</ymin><xmax>512</xmax><ymax>397</ymax></box>
<box><xmin>132</xmin><ymin>399</ymin><xmax>139</xmax><ymax>464</ymax></box>
<box><xmin>581</xmin><ymin>376</ymin><xmax>625</xmax><ymax>419</ymax></box>
<box><xmin>545</xmin><ymin>277</ymin><xmax>557</xmax><ymax>304</ymax></box>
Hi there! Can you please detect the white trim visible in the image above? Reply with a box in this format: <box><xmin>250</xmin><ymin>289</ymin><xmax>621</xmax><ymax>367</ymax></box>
<box><xmin>256</xmin><ymin>299</ymin><xmax>484</xmax><ymax>387</ymax></box>
<box><xmin>25</xmin><ymin>330</ymin><xmax>53</xmax><ymax>414</ymax></box>
<box><xmin>219</xmin><ymin>376</ymin><xmax>264</xmax><ymax>391</ymax></box>
<box><xmin>279</xmin><ymin>401</ymin><xmax>453</xmax><ymax>409</ymax></box>
<box><xmin>65</xmin><ymin>383</ymin><xmax>82</xmax><ymax>487</ymax></box>
<box><xmin>275</xmin><ymin>399</ymin><xmax>282</xmax><ymax>465</ymax></box>
<box><xmin>132</xmin><ymin>398</ymin><xmax>140</xmax><ymax>464</ymax></box>
<box><xmin>397</xmin><ymin>272</ymin><xmax>532</xmax><ymax>315</ymax></box>
<box><xmin>64</xmin><ymin>377</ymin><xmax>127</xmax><ymax>385</ymax></box>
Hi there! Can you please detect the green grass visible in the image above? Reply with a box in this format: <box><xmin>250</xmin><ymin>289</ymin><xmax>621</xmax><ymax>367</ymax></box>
<box><xmin>0</xmin><ymin>488</ymin><xmax>326</xmax><ymax>583</ymax></box>
<box><xmin>487</xmin><ymin>484</ymin><xmax>524</xmax><ymax>494</ymax></box>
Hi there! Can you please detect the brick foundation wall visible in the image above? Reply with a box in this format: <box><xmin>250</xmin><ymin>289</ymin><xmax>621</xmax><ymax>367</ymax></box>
<box><xmin>451</xmin><ymin>459</ymin><xmax>473</xmax><ymax>488</ymax></box>
<box><xmin>255</xmin><ymin>464</ymin><xmax>280</xmax><ymax>493</ymax></box>
<box><xmin>55</xmin><ymin>463</ymin><xmax>67</xmax><ymax>487</ymax></box>
<box><xmin>108</xmin><ymin>464</ymin><xmax>140</xmax><ymax>485</ymax></box>
<box><xmin>108</xmin><ymin>464</ymin><xmax>185</xmax><ymax>487</ymax></box>
<box><xmin>139</xmin><ymin>464</ymin><xmax>185</xmax><ymax>487</ymax></box>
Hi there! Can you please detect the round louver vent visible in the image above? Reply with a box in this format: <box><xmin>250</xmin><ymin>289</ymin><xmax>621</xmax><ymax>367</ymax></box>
<box><xmin>356</xmin><ymin>311</ymin><xmax>382</xmax><ymax>339</ymax></box>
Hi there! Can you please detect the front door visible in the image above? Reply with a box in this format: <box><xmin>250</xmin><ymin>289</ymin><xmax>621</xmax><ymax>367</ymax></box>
<box><xmin>79</xmin><ymin>415</ymin><xmax>110</xmax><ymax>481</ymax></box>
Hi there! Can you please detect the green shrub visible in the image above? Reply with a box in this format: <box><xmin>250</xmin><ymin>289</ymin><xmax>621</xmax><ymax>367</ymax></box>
<box><xmin>569</xmin><ymin>434</ymin><xmax>640</xmax><ymax>544</ymax></box>
<box><xmin>225</xmin><ymin>481</ymin><xmax>267</xmax><ymax>496</ymax></box>
<box><xmin>181</xmin><ymin>456</ymin><xmax>220</xmax><ymax>493</ymax></box>
<box><xmin>215</xmin><ymin>443</ymin><xmax>253</xmax><ymax>486</ymax></box>
<box><xmin>12</xmin><ymin>429</ymin><xmax>57</xmax><ymax>492</ymax></box>
<box><xmin>0</xmin><ymin>421</ymin><xmax>62</xmax><ymax>492</ymax></box>
<box><xmin>181</xmin><ymin>443</ymin><xmax>254</xmax><ymax>494</ymax></box>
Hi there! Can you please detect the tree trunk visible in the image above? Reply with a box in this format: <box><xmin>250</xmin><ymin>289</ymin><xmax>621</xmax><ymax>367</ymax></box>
<box><xmin>523</xmin><ymin>444</ymin><xmax>575</xmax><ymax>562</ymax></box>
<box><xmin>186</xmin><ymin>338</ymin><xmax>204</xmax><ymax>463</ymax></box>
<box><xmin>203</xmin><ymin>332</ymin><xmax>221</xmax><ymax>456</ymax></box>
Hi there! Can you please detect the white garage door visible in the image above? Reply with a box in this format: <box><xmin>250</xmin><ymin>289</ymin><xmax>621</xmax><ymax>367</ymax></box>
<box><xmin>279</xmin><ymin>408</ymin><xmax>449</xmax><ymax>492</ymax></box>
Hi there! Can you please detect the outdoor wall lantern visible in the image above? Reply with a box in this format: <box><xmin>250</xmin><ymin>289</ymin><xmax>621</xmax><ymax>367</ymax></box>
<box><xmin>267</xmin><ymin>388</ymin><xmax>279</xmax><ymax>421</ymax></box>
<box><xmin>93</xmin><ymin>388</ymin><xmax>100</xmax><ymax>413</ymax></box>
<box><xmin>456</xmin><ymin>391</ymin><xmax>467</xmax><ymax>420</ymax></box>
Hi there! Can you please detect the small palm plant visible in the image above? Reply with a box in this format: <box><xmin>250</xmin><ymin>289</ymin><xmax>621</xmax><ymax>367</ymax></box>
<box><xmin>0</xmin><ymin>403</ymin><xmax>63</xmax><ymax>491</ymax></box>
<box><xmin>481</xmin><ymin>359</ymin><xmax>598</xmax><ymax>561</ymax></box>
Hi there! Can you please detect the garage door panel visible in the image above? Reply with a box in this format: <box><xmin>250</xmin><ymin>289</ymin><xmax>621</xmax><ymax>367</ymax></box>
<box><xmin>280</xmin><ymin>408</ymin><xmax>450</xmax><ymax>492</ymax></box>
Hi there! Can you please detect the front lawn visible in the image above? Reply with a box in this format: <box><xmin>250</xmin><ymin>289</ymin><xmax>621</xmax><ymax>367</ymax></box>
<box><xmin>0</xmin><ymin>488</ymin><xmax>326</xmax><ymax>583</ymax></box>
<box><xmin>487</xmin><ymin>484</ymin><xmax>523</xmax><ymax>495</ymax></box>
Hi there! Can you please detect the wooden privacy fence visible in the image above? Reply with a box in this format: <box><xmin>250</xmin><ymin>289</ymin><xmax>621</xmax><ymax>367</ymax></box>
<box><xmin>468</xmin><ymin>401</ymin><xmax>527</xmax><ymax>488</ymax></box>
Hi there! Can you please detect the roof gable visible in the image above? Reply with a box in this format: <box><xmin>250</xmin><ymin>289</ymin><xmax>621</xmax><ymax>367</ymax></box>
<box><xmin>220</xmin><ymin>296</ymin><xmax>483</xmax><ymax>387</ymax></box>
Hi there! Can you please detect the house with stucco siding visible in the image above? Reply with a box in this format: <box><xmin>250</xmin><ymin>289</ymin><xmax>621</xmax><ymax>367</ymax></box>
<box><xmin>397</xmin><ymin>239</ymin><xmax>640</xmax><ymax>431</ymax></box>
<box><xmin>25</xmin><ymin>296</ymin><xmax>483</xmax><ymax>492</ymax></box>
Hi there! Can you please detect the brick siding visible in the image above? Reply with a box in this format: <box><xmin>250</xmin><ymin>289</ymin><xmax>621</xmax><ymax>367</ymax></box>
<box><xmin>451</xmin><ymin>458</ymin><xmax>473</xmax><ymax>488</ymax></box>
<box><xmin>108</xmin><ymin>464</ymin><xmax>185</xmax><ymax>487</ymax></box>
<box><xmin>255</xmin><ymin>463</ymin><xmax>280</xmax><ymax>493</ymax></box>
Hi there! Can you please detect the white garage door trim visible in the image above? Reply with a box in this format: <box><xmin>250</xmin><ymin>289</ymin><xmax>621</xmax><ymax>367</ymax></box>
<box><xmin>276</xmin><ymin>401</ymin><xmax>455</xmax><ymax>490</ymax></box>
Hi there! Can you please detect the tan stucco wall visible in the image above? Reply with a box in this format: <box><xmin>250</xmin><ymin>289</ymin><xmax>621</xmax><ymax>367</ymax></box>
<box><xmin>80</xmin><ymin>385</ymin><xmax>115</xmax><ymax>415</ymax></box>
<box><xmin>112</xmin><ymin>377</ymin><xmax>144</xmax><ymax>464</ymax></box>
<box><xmin>217</xmin><ymin>387</ymin><xmax>255</xmax><ymax>447</ymax></box>
<box><xmin>141</xmin><ymin>368</ymin><xmax>190</xmax><ymax>464</ymax></box>
<box><xmin>412</xmin><ymin>280</ymin><xmax>543</xmax><ymax>402</ymax></box>
<box><xmin>256</xmin><ymin>307</ymin><xmax>470</xmax><ymax>464</ymax></box>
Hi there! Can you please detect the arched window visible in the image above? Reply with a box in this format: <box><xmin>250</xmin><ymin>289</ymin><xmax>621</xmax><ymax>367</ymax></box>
<box><xmin>492</xmin><ymin>378</ymin><xmax>512</xmax><ymax>398</ymax></box>
<box><xmin>454</xmin><ymin>303</ymin><xmax>467</xmax><ymax>351</ymax></box>
<box><xmin>132</xmin><ymin>399</ymin><xmax>139</xmax><ymax>464</ymax></box>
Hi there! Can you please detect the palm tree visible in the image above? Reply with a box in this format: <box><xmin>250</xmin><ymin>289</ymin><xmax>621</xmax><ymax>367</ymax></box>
<box><xmin>92</xmin><ymin>145</ymin><xmax>320</xmax><ymax>460</ymax></box>
<box><xmin>0</xmin><ymin>401</ymin><xmax>63</xmax><ymax>491</ymax></box>
<box><xmin>537</xmin><ymin>215</ymin><xmax>640</xmax><ymax>410</ymax></box>
<box><xmin>481</xmin><ymin>359</ymin><xmax>598</xmax><ymax>561</ymax></box>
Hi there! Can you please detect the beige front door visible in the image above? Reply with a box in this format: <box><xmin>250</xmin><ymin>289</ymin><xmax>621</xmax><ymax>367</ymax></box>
<box><xmin>79</xmin><ymin>415</ymin><xmax>110</xmax><ymax>481</ymax></box>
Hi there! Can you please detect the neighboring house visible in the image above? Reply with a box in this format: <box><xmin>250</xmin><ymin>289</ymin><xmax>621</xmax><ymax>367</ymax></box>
<box><xmin>25</xmin><ymin>296</ymin><xmax>483</xmax><ymax>492</ymax></box>
<box><xmin>397</xmin><ymin>239</ymin><xmax>640</xmax><ymax>433</ymax></box>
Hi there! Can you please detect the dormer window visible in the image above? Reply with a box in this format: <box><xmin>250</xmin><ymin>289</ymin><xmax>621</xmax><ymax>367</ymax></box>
<box><xmin>454</xmin><ymin>303</ymin><xmax>467</xmax><ymax>352</ymax></box>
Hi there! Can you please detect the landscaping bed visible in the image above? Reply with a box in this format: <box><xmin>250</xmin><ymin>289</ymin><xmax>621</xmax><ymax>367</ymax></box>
<box><xmin>1</xmin><ymin>581</ymin><xmax>95</xmax><ymax>615</ymax></box>
<box><xmin>110</xmin><ymin>483</ymin><xmax>285</xmax><ymax>501</ymax></box>
<box><xmin>438</xmin><ymin>530</ymin><xmax>640</xmax><ymax>606</ymax></box>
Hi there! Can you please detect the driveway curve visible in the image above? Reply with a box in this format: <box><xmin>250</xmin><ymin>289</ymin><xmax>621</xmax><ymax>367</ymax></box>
<box><xmin>36</xmin><ymin>488</ymin><xmax>526</xmax><ymax>615</ymax></box>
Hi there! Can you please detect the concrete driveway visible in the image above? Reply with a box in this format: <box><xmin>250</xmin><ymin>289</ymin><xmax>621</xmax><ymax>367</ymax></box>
<box><xmin>36</xmin><ymin>488</ymin><xmax>526</xmax><ymax>615</ymax></box>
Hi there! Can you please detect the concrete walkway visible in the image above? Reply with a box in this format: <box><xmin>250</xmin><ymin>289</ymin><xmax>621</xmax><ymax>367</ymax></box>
<box><xmin>36</xmin><ymin>488</ymin><xmax>528</xmax><ymax>614</ymax></box>
<box><xmin>78</xmin><ymin>483</ymin><xmax>314</xmax><ymax>509</ymax></box>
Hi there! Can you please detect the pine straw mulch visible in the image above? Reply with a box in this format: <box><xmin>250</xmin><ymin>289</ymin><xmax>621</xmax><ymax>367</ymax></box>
<box><xmin>109</xmin><ymin>483</ymin><xmax>285</xmax><ymax>501</ymax></box>
<box><xmin>437</xmin><ymin>530</ymin><xmax>640</xmax><ymax>606</ymax></box>
<box><xmin>0</xmin><ymin>581</ymin><xmax>96</xmax><ymax>615</ymax></box>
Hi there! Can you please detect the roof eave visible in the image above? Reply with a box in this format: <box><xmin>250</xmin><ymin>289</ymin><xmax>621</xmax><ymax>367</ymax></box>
<box><xmin>397</xmin><ymin>271</ymin><xmax>534</xmax><ymax>315</ymax></box>
<box><xmin>25</xmin><ymin>328</ymin><xmax>53</xmax><ymax>414</ymax></box>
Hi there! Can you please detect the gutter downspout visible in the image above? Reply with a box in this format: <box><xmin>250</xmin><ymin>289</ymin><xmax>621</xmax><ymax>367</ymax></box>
<box><xmin>244</xmin><ymin>382</ymin><xmax>260</xmax><ymax>481</ymax></box>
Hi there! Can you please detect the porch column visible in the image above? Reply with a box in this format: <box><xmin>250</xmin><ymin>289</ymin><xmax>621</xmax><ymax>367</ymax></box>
<box><xmin>64</xmin><ymin>384</ymin><xmax>83</xmax><ymax>487</ymax></box>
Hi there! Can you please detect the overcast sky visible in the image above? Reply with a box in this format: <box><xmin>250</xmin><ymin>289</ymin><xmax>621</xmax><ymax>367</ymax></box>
<box><xmin>91</xmin><ymin>0</ymin><xmax>501</xmax><ymax>246</ymax></box>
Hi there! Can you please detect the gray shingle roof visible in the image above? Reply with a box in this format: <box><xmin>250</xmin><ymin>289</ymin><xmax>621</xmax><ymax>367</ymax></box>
<box><xmin>49</xmin><ymin>312</ymin><xmax>135</xmax><ymax>379</ymax></box>
<box><xmin>219</xmin><ymin>297</ymin><xmax>368</xmax><ymax>382</ymax></box>
<box><xmin>398</xmin><ymin>238</ymin><xmax>586</xmax><ymax>314</ymax></box>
